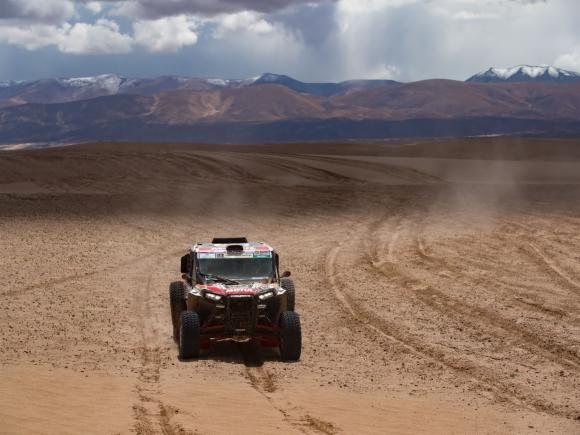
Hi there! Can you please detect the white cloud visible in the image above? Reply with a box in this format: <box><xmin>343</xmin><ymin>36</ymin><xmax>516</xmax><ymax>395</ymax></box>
<box><xmin>201</xmin><ymin>17</ymin><xmax>304</xmax><ymax>79</ymax></box>
<box><xmin>365</xmin><ymin>63</ymin><xmax>401</xmax><ymax>80</ymax></box>
<box><xmin>0</xmin><ymin>8</ymin><xmax>274</xmax><ymax>55</ymax></box>
<box><xmin>0</xmin><ymin>14</ymin><xmax>200</xmax><ymax>55</ymax></box>
<box><xmin>133</xmin><ymin>15</ymin><xmax>199</xmax><ymax>52</ymax></box>
<box><xmin>59</xmin><ymin>19</ymin><xmax>133</xmax><ymax>53</ymax></box>
<box><xmin>555</xmin><ymin>50</ymin><xmax>580</xmax><ymax>72</ymax></box>
<box><xmin>214</xmin><ymin>11</ymin><xmax>274</xmax><ymax>38</ymax></box>
<box><xmin>451</xmin><ymin>11</ymin><xmax>499</xmax><ymax>20</ymax></box>
<box><xmin>84</xmin><ymin>2</ymin><xmax>104</xmax><ymax>14</ymax></box>
<box><xmin>338</xmin><ymin>0</ymin><xmax>419</xmax><ymax>13</ymax></box>
<box><xmin>0</xmin><ymin>19</ymin><xmax>133</xmax><ymax>54</ymax></box>
<box><xmin>0</xmin><ymin>25</ymin><xmax>61</xmax><ymax>51</ymax></box>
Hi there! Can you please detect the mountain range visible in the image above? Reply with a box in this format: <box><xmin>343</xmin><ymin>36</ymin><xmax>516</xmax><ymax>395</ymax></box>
<box><xmin>1</xmin><ymin>66</ymin><xmax>579</xmax><ymax>144</ymax></box>
<box><xmin>467</xmin><ymin>65</ymin><xmax>580</xmax><ymax>83</ymax></box>
<box><xmin>0</xmin><ymin>73</ymin><xmax>399</xmax><ymax>109</ymax></box>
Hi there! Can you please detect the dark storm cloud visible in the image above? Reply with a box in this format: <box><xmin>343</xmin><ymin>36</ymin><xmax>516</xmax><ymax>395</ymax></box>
<box><xmin>0</xmin><ymin>1</ymin><xmax>21</xmax><ymax>18</ymax></box>
<box><xmin>105</xmin><ymin>0</ymin><xmax>337</xmax><ymax>19</ymax></box>
<box><xmin>0</xmin><ymin>0</ymin><xmax>338</xmax><ymax>23</ymax></box>
<box><xmin>270</xmin><ymin>1</ymin><xmax>338</xmax><ymax>46</ymax></box>
<box><xmin>114</xmin><ymin>0</ymin><xmax>545</xmax><ymax>15</ymax></box>
<box><xmin>0</xmin><ymin>0</ymin><xmax>73</xmax><ymax>23</ymax></box>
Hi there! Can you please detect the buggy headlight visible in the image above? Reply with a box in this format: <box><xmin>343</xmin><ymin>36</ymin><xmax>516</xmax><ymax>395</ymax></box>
<box><xmin>258</xmin><ymin>290</ymin><xmax>275</xmax><ymax>301</ymax></box>
<box><xmin>204</xmin><ymin>292</ymin><xmax>223</xmax><ymax>302</ymax></box>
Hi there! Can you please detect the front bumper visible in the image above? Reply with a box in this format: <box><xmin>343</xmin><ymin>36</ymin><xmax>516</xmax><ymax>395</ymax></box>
<box><xmin>191</xmin><ymin>293</ymin><xmax>283</xmax><ymax>343</ymax></box>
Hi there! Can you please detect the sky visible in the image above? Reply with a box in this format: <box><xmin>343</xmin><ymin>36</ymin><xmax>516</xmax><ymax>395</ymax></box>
<box><xmin>0</xmin><ymin>0</ymin><xmax>579</xmax><ymax>82</ymax></box>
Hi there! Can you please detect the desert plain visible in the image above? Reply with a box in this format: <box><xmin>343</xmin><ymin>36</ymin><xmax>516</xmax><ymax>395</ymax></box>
<box><xmin>0</xmin><ymin>138</ymin><xmax>579</xmax><ymax>434</ymax></box>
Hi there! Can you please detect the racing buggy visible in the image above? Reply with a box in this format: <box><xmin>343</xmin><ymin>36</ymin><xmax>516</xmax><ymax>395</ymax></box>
<box><xmin>169</xmin><ymin>237</ymin><xmax>301</xmax><ymax>361</ymax></box>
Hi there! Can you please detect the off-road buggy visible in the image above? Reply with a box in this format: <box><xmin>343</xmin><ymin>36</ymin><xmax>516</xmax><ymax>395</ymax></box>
<box><xmin>169</xmin><ymin>237</ymin><xmax>301</xmax><ymax>361</ymax></box>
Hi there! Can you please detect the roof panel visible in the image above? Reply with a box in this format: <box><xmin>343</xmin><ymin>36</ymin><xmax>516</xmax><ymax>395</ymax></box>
<box><xmin>192</xmin><ymin>241</ymin><xmax>273</xmax><ymax>253</ymax></box>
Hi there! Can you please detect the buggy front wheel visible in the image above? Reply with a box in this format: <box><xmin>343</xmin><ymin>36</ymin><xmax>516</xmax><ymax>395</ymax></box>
<box><xmin>179</xmin><ymin>311</ymin><xmax>200</xmax><ymax>359</ymax></box>
<box><xmin>279</xmin><ymin>311</ymin><xmax>301</xmax><ymax>361</ymax></box>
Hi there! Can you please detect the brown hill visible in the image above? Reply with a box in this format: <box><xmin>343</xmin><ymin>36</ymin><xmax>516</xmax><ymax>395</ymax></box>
<box><xmin>145</xmin><ymin>80</ymin><xmax>580</xmax><ymax>123</ymax></box>
<box><xmin>150</xmin><ymin>85</ymin><xmax>327</xmax><ymax>123</ymax></box>
<box><xmin>333</xmin><ymin>80</ymin><xmax>580</xmax><ymax>119</ymax></box>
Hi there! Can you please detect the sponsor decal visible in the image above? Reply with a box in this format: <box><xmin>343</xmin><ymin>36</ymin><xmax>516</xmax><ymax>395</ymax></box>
<box><xmin>226</xmin><ymin>288</ymin><xmax>255</xmax><ymax>294</ymax></box>
<box><xmin>196</xmin><ymin>243</ymin><xmax>272</xmax><ymax>254</ymax></box>
<box><xmin>203</xmin><ymin>284</ymin><xmax>273</xmax><ymax>295</ymax></box>
<box><xmin>204</xmin><ymin>252</ymin><xmax>271</xmax><ymax>259</ymax></box>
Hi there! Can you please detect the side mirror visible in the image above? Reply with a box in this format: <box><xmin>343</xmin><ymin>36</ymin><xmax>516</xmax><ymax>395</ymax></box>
<box><xmin>180</xmin><ymin>254</ymin><xmax>190</xmax><ymax>274</ymax></box>
<box><xmin>280</xmin><ymin>271</ymin><xmax>291</xmax><ymax>278</ymax></box>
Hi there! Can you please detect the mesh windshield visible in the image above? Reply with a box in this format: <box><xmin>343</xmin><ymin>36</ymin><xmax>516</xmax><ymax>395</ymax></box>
<box><xmin>198</xmin><ymin>257</ymin><xmax>274</xmax><ymax>280</ymax></box>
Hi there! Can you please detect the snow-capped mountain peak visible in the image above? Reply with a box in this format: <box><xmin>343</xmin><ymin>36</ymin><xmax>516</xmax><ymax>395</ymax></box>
<box><xmin>205</xmin><ymin>78</ymin><xmax>230</xmax><ymax>87</ymax></box>
<box><xmin>57</xmin><ymin>74</ymin><xmax>124</xmax><ymax>93</ymax></box>
<box><xmin>467</xmin><ymin>65</ymin><xmax>580</xmax><ymax>83</ymax></box>
<box><xmin>0</xmin><ymin>80</ymin><xmax>20</xmax><ymax>88</ymax></box>
<box><xmin>253</xmin><ymin>73</ymin><xmax>297</xmax><ymax>84</ymax></box>
<box><xmin>256</xmin><ymin>73</ymin><xmax>284</xmax><ymax>82</ymax></box>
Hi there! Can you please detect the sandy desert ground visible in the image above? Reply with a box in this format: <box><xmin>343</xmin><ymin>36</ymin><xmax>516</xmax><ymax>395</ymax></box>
<box><xmin>0</xmin><ymin>138</ymin><xmax>579</xmax><ymax>434</ymax></box>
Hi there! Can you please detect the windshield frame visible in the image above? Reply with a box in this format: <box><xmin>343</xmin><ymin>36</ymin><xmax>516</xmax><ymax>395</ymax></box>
<box><xmin>195</xmin><ymin>253</ymin><xmax>276</xmax><ymax>282</ymax></box>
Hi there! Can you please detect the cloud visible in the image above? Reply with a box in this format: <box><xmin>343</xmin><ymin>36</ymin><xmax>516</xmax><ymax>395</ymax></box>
<box><xmin>0</xmin><ymin>0</ymin><xmax>74</xmax><ymax>24</ymax></box>
<box><xmin>327</xmin><ymin>0</ymin><xmax>580</xmax><ymax>81</ymax></box>
<box><xmin>338</xmin><ymin>0</ymin><xmax>419</xmax><ymax>13</ymax></box>
<box><xmin>133</xmin><ymin>15</ymin><xmax>199</xmax><ymax>52</ymax></box>
<box><xmin>194</xmin><ymin>15</ymin><xmax>305</xmax><ymax>79</ymax></box>
<box><xmin>0</xmin><ymin>25</ymin><xmax>62</xmax><ymax>51</ymax></box>
<box><xmin>555</xmin><ymin>50</ymin><xmax>580</xmax><ymax>71</ymax></box>
<box><xmin>0</xmin><ymin>11</ymin><xmax>201</xmax><ymax>55</ymax></box>
<box><xmin>213</xmin><ymin>11</ymin><xmax>274</xmax><ymax>38</ymax></box>
<box><xmin>111</xmin><ymin>0</ymin><xmax>335</xmax><ymax>19</ymax></box>
<box><xmin>0</xmin><ymin>0</ymin><xmax>578</xmax><ymax>83</ymax></box>
<box><xmin>365</xmin><ymin>63</ymin><xmax>401</xmax><ymax>80</ymax></box>
<box><xmin>84</xmin><ymin>2</ymin><xmax>104</xmax><ymax>14</ymax></box>
<box><xmin>0</xmin><ymin>7</ymin><xmax>269</xmax><ymax>55</ymax></box>
<box><xmin>270</xmin><ymin>1</ymin><xmax>338</xmax><ymax>46</ymax></box>
<box><xmin>451</xmin><ymin>11</ymin><xmax>499</xmax><ymax>20</ymax></box>
<box><xmin>1</xmin><ymin>0</ymin><xmax>335</xmax><ymax>24</ymax></box>
<box><xmin>60</xmin><ymin>19</ymin><xmax>133</xmax><ymax>53</ymax></box>
<box><xmin>0</xmin><ymin>19</ymin><xmax>133</xmax><ymax>53</ymax></box>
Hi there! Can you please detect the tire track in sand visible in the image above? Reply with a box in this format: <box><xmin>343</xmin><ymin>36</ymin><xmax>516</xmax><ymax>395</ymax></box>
<box><xmin>325</xmin><ymin>225</ymin><xmax>578</xmax><ymax>419</ymax></box>
<box><xmin>4</xmin><ymin>246</ymin><xmax>181</xmax><ymax>297</ymax></box>
<box><xmin>238</xmin><ymin>337</ymin><xmax>339</xmax><ymax>434</ymax></box>
<box><xmin>499</xmin><ymin>220</ymin><xmax>580</xmax><ymax>298</ymax></box>
<box><xmin>132</xmin><ymin>269</ymin><xmax>193</xmax><ymax>435</ymax></box>
<box><xmin>3</xmin><ymin>211</ymin><xmax>186</xmax><ymax>298</ymax></box>
<box><xmin>363</xmin><ymin>215</ymin><xmax>580</xmax><ymax>418</ymax></box>
<box><xmin>238</xmin><ymin>341</ymin><xmax>278</xmax><ymax>394</ymax></box>
<box><xmin>371</xmin><ymin>230</ymin><xmax>580</xmax><ymax>371</ymax></box>
<box><xmin>526</xmin><ymin>242</ymin><xmax>580</xmax><ymax>295</ymax></box>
